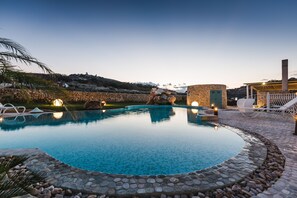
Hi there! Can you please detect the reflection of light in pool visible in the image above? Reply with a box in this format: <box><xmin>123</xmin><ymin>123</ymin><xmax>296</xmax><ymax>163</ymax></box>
<box><xmin>53</xmin><ymin>112</ymin><xmax>63</xmax><ymax>119</ymax></box>
<box><xmin>0</xmin><ymin>117</ymin><xmax>3</xmax><ymax>123</ymax></box>
<box><xmin>191</xmin><ymin>109</ymin><xmax>198</xmax><ymax>114</ymax></box>
<box><xmin>0</xmin><ymin>107</ymin><xmax>244</xmax><ymax>175</ymax></box>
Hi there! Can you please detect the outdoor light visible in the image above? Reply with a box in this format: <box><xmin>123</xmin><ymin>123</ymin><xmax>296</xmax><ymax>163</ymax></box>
<box><xmin>262</xmin><ymin>82</ymin><xmax>266</xmax><ymax>85</ymax></box>
<box><xmin>191</xmin><ymin>101</ymin><xmax>199</xmax><ymax>106</ymax></box>
<box><xmin>214</xmin><ymin>125</ymin><xmax>218</xmax><ymax>131</ymax></box>
<box><xmin>211</xmin><ymin>103</ymin><xmax>215</xmax><ymax>109</ymax></box>
<box><xmin>191</xmin><ymin>109</ymin><xmax>199</xmax><ymax>114</ymax></box>
<box><xmin>53</xmin><ymin>99</ymin><xmax>63</xmax><ymax>107</ymax></box>
<box><xmin>102</xmin><ymin>110</ymin><xmax>106</xmax><ymax>113</ymax></box>
<box><xmin>101</xmin><ymin>100</ymin><xmax>106</xmax><ymax>106</ymax></box>
<box><xmin>53</xmin><ymin>112</ymin><xmax>63</xmax><ymax>119</ymax></box>
<box><xmin>214</xmin><ymin>107</ymin><xmax>218</xmax><ymax>116</ymax></box>
<box><xmin>235</xmin><ymin>97</ymin><xmax>238</xmax><ymax>101</ymax></box>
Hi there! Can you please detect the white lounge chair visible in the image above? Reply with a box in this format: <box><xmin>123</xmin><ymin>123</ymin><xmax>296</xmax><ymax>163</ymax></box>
<box><xmin>237</xmin><ymin>98</ymin><xmax>255</xmax><ymax>113</ymax></box>
<box><xmin>0</xmin><ymin>103</ymin><xmax>26</xmax><ymax>115</ymax></box>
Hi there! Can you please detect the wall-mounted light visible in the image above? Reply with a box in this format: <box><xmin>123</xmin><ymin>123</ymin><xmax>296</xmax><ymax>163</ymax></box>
<box><xmin>53</xmin><ymin>112</ymin><xmax>63</xmax><ymax>119</ymax></box>
<box><xmin>191</xmin><ymin>101</ymin><xmax>199</xmax><ymax>106</ymax></box>
<box><xmin>211</xmin><ymin>103</ymin><xmax>215</xmax><ymax>109</ymax></box>
<box><xmin>53</xmin><ymin>99</ymin><xmax>63</xmax><ymax>107</ymax></box>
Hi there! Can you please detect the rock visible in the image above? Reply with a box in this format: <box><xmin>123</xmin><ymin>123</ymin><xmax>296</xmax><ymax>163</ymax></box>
<box><xmin>88</xmin><ymin>195</ymin><xmax>98</xmax><ymax>198</ymax></box>
<box><xmin>65</xmin><ymin>189</ymin><xmax>72</xmax><ymax>196</ymax></box>
<box><xmin>52</xmin><ymin>188</ymin><xmax>63</xmax><ymax>195</ymax></box>
<box><xmin>84</xmin><ymin>100</ymin><xmax>105</xmax><ymax>110</ymax></box>
<box><xmin>147</xmin><ymin>88</ymin><xmax>176</xmax><ymax>105</ymax></box>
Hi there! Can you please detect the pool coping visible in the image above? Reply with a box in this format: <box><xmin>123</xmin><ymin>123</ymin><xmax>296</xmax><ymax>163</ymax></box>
<box><xmin>0</xmin><ymin>126</ymin><xmax>267</xmax><ymax>197</ymax></box>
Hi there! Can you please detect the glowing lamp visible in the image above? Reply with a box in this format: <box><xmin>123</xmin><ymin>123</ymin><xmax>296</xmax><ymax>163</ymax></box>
<box><xmin>262</xmin><ymin>82</ymin><xmax>266</xmax><ymax>85</ymax></box>
<box><xmin>214</xmin><ymin>125</ymin><xmax>218</xmax><ymax>131</ymax></box>
<box><xmin>53</xmin><ymin>99</ymin><xmax>63</xmax><ymax>107</ymax></box>
<box><xmin>101</xmin><ymin>100</ymin><xmax>106</xmax><ymax>106</ymax></box>
<box><xmin>211</xmin><ymin>103</ymin><xmax>215</xmax><ymax>109</ymax></box>
<box><xmin>53</xmin><ymin>112</ymin><xmax>63</xmax><ymax>119</ymax></box>
<box><xmin>102</xmin><ymin>110</ymin><xmax>106</xmax><ymax>113</ymax></box>
<box><xmin>191</xmin><ymin>101</ymin><xmax>199</xmax><ymax>107</ymax></box>
<box><xmin>214</xmin><ymin>107</ymin><xmax>218</xmax><ymax>116</ymax></box>
<box><xmin>235</xmin><ymin>97</ymin><xmax>238</xmax><ymax>101</ymax></box>
<box><xmin>0</xmin><ymin>116</ymin><xmax>3</xmax><ymax>123</ymax></box>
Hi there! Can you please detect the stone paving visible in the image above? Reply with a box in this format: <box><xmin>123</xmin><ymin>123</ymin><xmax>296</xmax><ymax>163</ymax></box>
<box><xmin>218</xmin><ymin>110</ymin><xmax>297</xmax><ymax>198</ymax></box>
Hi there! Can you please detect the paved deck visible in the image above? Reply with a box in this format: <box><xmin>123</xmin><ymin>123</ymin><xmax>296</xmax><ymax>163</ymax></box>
<box><xmin>219</xmin><ymin>110</ymin><xmax>297</xmax><ymax>198</ymax></box>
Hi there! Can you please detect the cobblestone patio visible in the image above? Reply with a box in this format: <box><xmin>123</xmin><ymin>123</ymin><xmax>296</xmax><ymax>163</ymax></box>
<box><xmin>219</xmin><ymin>110</ymin><xmax>296</xmax><ymax>198</ymax></box>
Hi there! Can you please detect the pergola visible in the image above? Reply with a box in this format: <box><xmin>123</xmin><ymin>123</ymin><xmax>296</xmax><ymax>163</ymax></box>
<box><xmin>244</xmin><ymin>81</ymin><xmax>297</xmax><ymax>99</ymax></box>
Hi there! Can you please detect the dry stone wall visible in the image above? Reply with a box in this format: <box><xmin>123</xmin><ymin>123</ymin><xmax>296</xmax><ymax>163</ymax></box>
<box><xmin>187</xmin><ymin>84</ymin><xmax>227</xmax><ymax>108</ymax></box>
<box><xmin>0</xmin><ymin>89</ymin><xmax>186</xmax><ymax>103</ymax></box>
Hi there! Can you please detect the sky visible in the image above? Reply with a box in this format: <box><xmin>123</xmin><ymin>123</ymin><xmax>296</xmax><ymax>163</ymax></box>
<box><xmin>1</xmin><ymin>0</ymin><xmax>297</xmax><ymax>88</ymax></box>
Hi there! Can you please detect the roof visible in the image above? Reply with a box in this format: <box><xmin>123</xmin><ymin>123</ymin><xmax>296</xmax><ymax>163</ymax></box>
<box><xmin>244</xmin><ymin>81</ymin><xmax>297</xmax><ymax>91</ymax></box>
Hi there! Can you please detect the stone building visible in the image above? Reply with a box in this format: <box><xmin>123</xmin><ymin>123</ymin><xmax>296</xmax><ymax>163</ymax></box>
<box><xmin>187</xmin><ymin>84</ymin><xmax>227</xmax><ymax>109</ymax></box>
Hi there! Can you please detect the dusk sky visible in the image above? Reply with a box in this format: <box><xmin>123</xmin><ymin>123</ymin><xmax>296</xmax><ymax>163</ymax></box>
<box><xmin>1</xmin><ymin>0</ymin><xmax>297</xmax><ymax>88</ymax></box>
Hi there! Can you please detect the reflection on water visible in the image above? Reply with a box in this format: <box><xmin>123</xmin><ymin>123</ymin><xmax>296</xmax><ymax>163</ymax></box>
<box><xmin>0</xmin><ymin>107</ymin><xmax>212</xmax><ymax>132</ymax></box>
<box><xmin>149</xmin><ymin>107</ymin><xmax>175</xmax><ymax>123</ymax></box>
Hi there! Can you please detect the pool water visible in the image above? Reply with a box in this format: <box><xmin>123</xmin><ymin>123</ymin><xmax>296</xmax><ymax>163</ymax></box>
<box><xmin>0</xmin><ymin>107</ymin><xmax>245</xmax><ymax>175</ymax></box>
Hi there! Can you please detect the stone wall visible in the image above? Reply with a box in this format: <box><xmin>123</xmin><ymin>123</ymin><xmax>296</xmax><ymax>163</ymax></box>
<box><xmin>0</xmin><ymin>89</ymin><xmax>186</xmax><ymax>103</ymax></box>
<box><xmin>187</xmin><ymin>84</ymin><xmax>227</xmax><ymax>109</ymax></box>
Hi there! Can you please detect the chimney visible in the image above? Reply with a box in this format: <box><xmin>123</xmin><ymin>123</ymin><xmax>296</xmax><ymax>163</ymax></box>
<box><xmin>282</xmin><ymin>59</ymin><xmax>288</xmax><ymax>92</ymax></box>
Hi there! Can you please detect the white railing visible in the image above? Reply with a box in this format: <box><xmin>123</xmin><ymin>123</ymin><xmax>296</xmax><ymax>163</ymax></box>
<box><xmin>269</xmin><ymin>93</ymin><xmax>296</xmax><ymax>108</ymax></box>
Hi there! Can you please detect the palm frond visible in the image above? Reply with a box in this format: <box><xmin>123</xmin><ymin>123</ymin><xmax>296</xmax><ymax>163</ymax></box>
<box><xmin>0</xmin><ymin>52</ymin><xmax>53</xmax><ymax>74</ymax></box>
<box><xmin>0</xmin><ymin>38</ymin><xmax>29</xmax><ymax>58</ymax></box>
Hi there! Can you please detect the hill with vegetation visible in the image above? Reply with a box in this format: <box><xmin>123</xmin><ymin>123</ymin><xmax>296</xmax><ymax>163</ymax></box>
<box><xmin>32</xmin><ymin>73</ymin><xmax>155</xmax><ymax>93</ymax></box>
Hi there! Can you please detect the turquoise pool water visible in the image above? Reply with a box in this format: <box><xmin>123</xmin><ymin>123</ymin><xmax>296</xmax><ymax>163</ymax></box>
<box><xmin>0</xmin><ymin>106</ymin><xmax>245</xmax><ymax>175</ymax></box>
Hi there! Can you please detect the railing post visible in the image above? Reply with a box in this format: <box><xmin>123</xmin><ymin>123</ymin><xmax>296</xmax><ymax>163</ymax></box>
<box><xmin>267</xmin><ymin>92</ymin><xmax>270</xmax><ymax>112</ymax></box>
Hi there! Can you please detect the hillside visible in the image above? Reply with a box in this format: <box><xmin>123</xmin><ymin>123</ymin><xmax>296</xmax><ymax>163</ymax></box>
<box><xmin>32</xmin><ymin>73</ymin><xmax>155</xmax><ymax>94</ymax></box>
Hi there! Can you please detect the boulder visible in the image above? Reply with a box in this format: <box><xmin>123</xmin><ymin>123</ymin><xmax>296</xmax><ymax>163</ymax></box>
<box><xmin>84</xmin><ymin>100</ymin><xmax>105</xmax><ymax>110</ymax></box>
<box><xmin>147</xmin><ymin>88</ymin><xmax>176</xmax><ymax>105</ymax></box>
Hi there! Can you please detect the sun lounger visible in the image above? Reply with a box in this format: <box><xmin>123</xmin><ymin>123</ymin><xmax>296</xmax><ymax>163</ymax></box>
<box><xmin>0</xmin><ymin>103</ymin><xmax>26</xmax><ymax>115</ymax></box>
<box><xmin>237</xmin><ymin>98</ymin><xmax>255</xmax><ymax>113</ymax></box>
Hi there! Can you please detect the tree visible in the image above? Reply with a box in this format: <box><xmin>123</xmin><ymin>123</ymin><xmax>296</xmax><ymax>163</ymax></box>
<box><xmin>0</xmin><ymin>37</ymin><xmax>53</xmax><ymax>83</ymax></box>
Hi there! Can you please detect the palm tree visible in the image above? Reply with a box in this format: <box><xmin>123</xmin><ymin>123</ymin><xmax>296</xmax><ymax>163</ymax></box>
<box><xmin>0</xmin><ymin>37</ymin><xmax>53</xmax><ymax>80</ymax></box>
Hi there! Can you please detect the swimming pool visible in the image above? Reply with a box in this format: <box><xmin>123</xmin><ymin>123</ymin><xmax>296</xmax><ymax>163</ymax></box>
<box><xmin>0</xmin><ymin>106</ymin><xmax>245</xmax><ymax>175</ymax></box>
